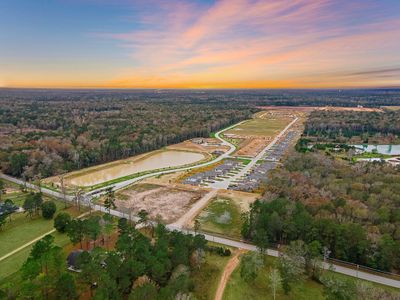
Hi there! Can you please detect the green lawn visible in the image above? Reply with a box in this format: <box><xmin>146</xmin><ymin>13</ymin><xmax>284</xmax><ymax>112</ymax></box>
<box><xmin>0</xmin><ymin>197</ymin><xmax>79</xmax><ymax>256</ymax></box>
<box><xmin>192</xmin><ymin>251</ymin><xmax>232</xmax><ymax>300</ymax></box>
<box><xmin>0</xmin><ymin>232</ymin><xmax>71</xmax><ymax>282</ymax></box>
<box><xmin>0</xmin><ymin>184</ymin><xmax>83</xmax><ymax>281</ymax></box>
<box><xmin>196</xmin><ymin>197</ymin><xmax>243</xmax><ymax>239</ymax></box>
<box><xmin>225</xmin><ymin>118</ymin><xmax>291</xmax><ymax>137</ymax></box>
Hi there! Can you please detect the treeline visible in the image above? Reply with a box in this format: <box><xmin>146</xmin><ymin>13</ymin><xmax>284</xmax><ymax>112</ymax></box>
<box><xmin>0</xmin><ymin>216</ymin><xmax>228</xmax><ymax>299</ymax></box>
<box><xmin>1</xmin><ymin>88</ymin><xmax>400</xmax><ymax>107</ymax></box>
<box><xmin>304</xmin><ymin>110</ymin><xmax>400</xmax><ymax>143</ymax></box>
<box><xmin>0</xmin><ymin>98</ymin><xmax>255</xmax><ymax>179</ymax></box>
<box><xmin>243</xmin><ymin>152</ymin><xmax>400</xmax><ymax>271</ymax></box>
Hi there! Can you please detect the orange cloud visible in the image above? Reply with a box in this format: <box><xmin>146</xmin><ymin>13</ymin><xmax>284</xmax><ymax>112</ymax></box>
<box><xmin>4</xmin><ymin>0</ymin><xmax>400</xmax><ymax>88</ymax></box>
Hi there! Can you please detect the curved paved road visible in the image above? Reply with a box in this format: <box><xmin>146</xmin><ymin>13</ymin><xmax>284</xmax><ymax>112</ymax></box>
<box><xmin>86</xmin><ymin>120</ymin><xmax>245</xmax><ymax>196</ymax></box>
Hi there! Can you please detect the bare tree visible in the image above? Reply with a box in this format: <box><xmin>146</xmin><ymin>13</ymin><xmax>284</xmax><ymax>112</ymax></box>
<box><xmin>59</xmin><ymin>175</ymin><xmax>68</xmax><ymax>208</ymax></box>
<box><xmin>74</xmin><ymin>188</ymin><xmax>85</xmax><ymax>211</ymax></box>
<box><xmin>268</xmin><ymin>268</ymin><xmax>282</xmax><ymax>300</ymax></box>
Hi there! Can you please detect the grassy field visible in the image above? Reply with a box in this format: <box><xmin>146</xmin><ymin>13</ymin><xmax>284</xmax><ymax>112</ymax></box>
<box><xmin>0</xmin><ymin>194</ymin><xmax>80</xmax><ymax>256</ymax></box>
<box><xmin>192</xmin><ymin>250</ymin><xmax>233</xmax><ymax>300</ymax></box>
<box><xmin>196</xmin><ymin>197</ymin><xmax>243</xmax><ymax>239</ymax></box>
<box><xmin>223</xmin><ymin>255</ymin><xmax>400</xmax><ymax>300</ymax></box>
<box><xmin>225</xmin><ymin>118</ymin><xmax>291</xmax><ymax>137</ymax></box>
<box><xmin>0</xmin><ymin>232</ymin><xmax>71</xmax><ymax>281</ymax></box>
<box><xmin>0</xmin><ymin>182</ymin><xmax>83</xmax><ymax>280</ymax></box>
<box><xmin>223</xmin><ymin>257</ymin><xmax>324</xmax><ymax>300</ymax></box>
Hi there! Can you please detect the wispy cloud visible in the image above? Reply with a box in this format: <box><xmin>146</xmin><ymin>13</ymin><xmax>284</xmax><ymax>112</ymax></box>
<box><xmin>96</xmin><ymin>0</ymin><xmax>400</xmax><ymax>88</ymax></box>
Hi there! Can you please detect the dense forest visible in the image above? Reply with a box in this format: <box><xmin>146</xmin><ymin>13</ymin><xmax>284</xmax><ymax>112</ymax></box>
<box><xmin>304</xmin><ymin>110</ymin><xmax>400</xmax><ymax>143</ymax></box>
<box><xmin>0</xmin><ymin>216</ymin><xmax>231</xmax><ymax>299</ymax></box>
<box><xmin>0</xmin><ymin>97</ymin><xmax>254</xmax><ymax>179</ymax></box>
<box><xmin>1</xmin><ymin>88</ymin><xmax>400</xmax><ymax>107</ymax></box>
<box><xmin>243</xmin><ymin>152</ymin><xmax>400</xmax><ymax>271</ymax></box>
<box><xmin>1</xmin><ymin>88</ymin><xmax>400</xmax><ymax>179</ymax></box>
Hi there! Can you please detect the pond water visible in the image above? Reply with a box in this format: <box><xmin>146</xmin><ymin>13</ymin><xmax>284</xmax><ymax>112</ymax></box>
<box><xmin>69</xmin><ymin>150</ymin><xmax>205</xmax><ymax>187</ymax></box>
<box><xmin>352</xmin><ymin>145</ymin><xmax>400</xmax><ymax>155</ymax></box>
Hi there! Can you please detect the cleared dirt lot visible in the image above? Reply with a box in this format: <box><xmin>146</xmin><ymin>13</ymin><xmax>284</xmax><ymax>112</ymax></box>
<box><xmin>235</xmin><ymin>138</ymin><xmax>271</xmax><ymax>157</ymax></box>
<box><xmin>225</xmin><ymin>109</ymin><xmax>296</xmax><ymax>157</ymax></box>
<box><xmin>115</xmin><ymin>184</ymin><xmax>207</xmax><ymax>223</ymax></box>
<box><xmin>216</xmin><ymin>189</ymin><xmax>260</xmax><ymax>211</ymax></box>
<box><xmin>167</xmin><ymin>138</ymin><xmax>229</xmax><ymax>154</ymax></box>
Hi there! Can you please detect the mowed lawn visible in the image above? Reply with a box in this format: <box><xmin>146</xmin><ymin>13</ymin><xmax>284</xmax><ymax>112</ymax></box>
<box><xmin>0</xmin><ymin>232</ymin><xmax>71</xmax><ymax>281</ymax></box>
<box><xmin>225</xmin><ymin>117</ymin><xmax>292</xmax><ymax>137</ymax></box>
<box><xmin>0</xmin><ymin>193</ymin><xmax>79</xmax><ymax>256</ymax></box>
<box><xmin>0</xmin><ymin>185</ymin><xmax>83</xmax><ymax>280</ymax></box>
<box><xmin>196</xmin><ymin>197</ymin><xmax>243</xmax><ymax>239</ymax></box>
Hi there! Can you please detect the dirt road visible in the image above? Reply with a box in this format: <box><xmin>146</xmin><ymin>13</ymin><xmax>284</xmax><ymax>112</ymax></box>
<box><xmin>214</xmin><ymin>249</ymin><xmax>246</xmax><ymax>300</ymax></box>
<box><xmin>170</xmin><ymin>189</ymin><xmax>218</xmax><ymax>228</ymax></box>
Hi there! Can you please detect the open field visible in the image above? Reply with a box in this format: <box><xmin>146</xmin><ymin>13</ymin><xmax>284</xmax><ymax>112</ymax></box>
<box><xmin>216</xmin><ymin>189</ymin><xmax>260</xmax><ymax>211</ymax></box>
<box><xmin>0</xmin><ymin>232</ymin><xmax>71</xmax><ymax>281</ymax></box>
<box><xmin>167</xmin><ymin>138</ymin><xmax>229</xmax><ymax>154</ymax></box>
<box><xmin>319</xmin><ymin>106</ymin><xmax>384</xmax><ymax>112</ymax></box>
<box><xmin>223</xmin><ymin>255</ymin><xmax>400</xmax><ymax>300</ymax></box>
<box><xmin>224</xmin><ymin>117</ymin><xmax>291</xmax><ymax>138</ymax></box>
<box><xmin>0</xmin><ymin>181</ymin><xmax>83</xmax><ymax>280</ymax></box>
<box><xmin>191</xmin><ymin>248</ymin><xmax>234</xmax><ymax>300</ymax></box>
<box><xmin>114</xmin><ymin>183</ymin><xmax>206</xmax><ymax>223</ymax></box>
<box><xmin>257</xmin><ymin>106</ymin><xmax>383</xmax><ymax>113</ymax></box>
<box><xmin>223</xmin><ymin>110</ymin><xmax>297</xmax><ymax>158</ymax></box>
<box><xmin>195</xmin><ymin>191</ymin><xmax>258</xmax><ymax>239</ymax></box>
<box><xmin>223</xmin><ymin>258</ymin><xmax>324</xmax><ymax>300</ymax></box>
<box><xmin>382</xmin><ymin>106</ymin><xmax>400</xmax><ymax>111</ymax></box>
<box><xmin>45</xmin><ymin>149</ymin><xmax>208</xmax><ymax>189</ymax></box>
<box><xmin>235</xmin><ymin>138</ymin><xmax>272</xmax><ymax>157</ymax></box>
<box><xmin>256</xmin><ymin>106</ymin><xmax>317</xmax><ymax>112</ymax></box>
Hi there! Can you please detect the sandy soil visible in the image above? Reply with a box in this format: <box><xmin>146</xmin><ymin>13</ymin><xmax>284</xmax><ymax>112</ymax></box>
<box><xmin>116</xmin><ymin>185</ymin><xmax>206</xmax><ymax>223</ymax></box>
<box><xmin>256</xmin><ymin>106</ymin><xmax>318</xmax><ymax>112</ymax></box>
<box><xmin>216</xmin><ymin>190</ymin><xmax>260</xmax><ymax>211</ymax></box>
<box><xmin>167</xmin><ymin>139</ymin><xmax>229</xmax><ymax>154</ymax></box>
<box><xmin>235</xmin><ymin>138</ymin><xmax>271</xmax><ymax>157</ymax></box>
<box><xmin>319</xmin><ymin>106</ymin><xmax>383</xmax><ymax>112</ymax></box>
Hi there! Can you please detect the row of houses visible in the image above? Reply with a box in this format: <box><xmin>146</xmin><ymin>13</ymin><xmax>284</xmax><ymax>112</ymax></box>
<box><xmin>183</xmin><ymin>159</ymin><xmax>244</xmax><ymax>186</ymax></box>
<box><xmin>228</xmin><ymin>160</ymin><xmax>277</xmax><ymax>192</ymax></box>
<box><xmin>228</xmin><ymin>131</ymin><xmax>298</xmax><ymax>192</ymax></box>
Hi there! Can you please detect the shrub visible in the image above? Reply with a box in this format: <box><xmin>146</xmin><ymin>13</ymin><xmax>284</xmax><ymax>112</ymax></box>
<box><xmin>41</xmin><ymin>201</ymin><xmax>57</xmax><ymax>219</ymax></box>
<box><xmin>54</xmin><ymin>212</ymin><xmax>71</xmax><ymax>232</ymax></box>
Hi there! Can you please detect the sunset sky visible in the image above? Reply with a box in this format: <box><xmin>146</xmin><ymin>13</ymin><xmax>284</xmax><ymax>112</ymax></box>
<box><xmin>1</xmin><ymin>0</ymin><xmax>400</xmax><ymax>88</ymax></box>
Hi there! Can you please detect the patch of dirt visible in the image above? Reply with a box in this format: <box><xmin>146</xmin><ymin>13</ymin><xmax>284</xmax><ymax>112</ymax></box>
<box><xmin>216</xmin><ymin>190</ymin><xmax>260</xmax><ymax>212</ymax></box>
<box><xmin>116</xmin><ymin>186</ymin><xmax>206</xmax><ymax>223</ymax></box>
<box><xmin>319</xmin><ymin>106</ymin><xmax>383</xmax><ymax>112</ymax></box>
<box><xmin>235</xmin><ymin>138</ymin><xmax>271</xmax><ymax>157</ymax></box>
<box><xmin>167</xmin><ymin>139</ymin><xmax>229</xmax><ymax>154</ymax></box>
